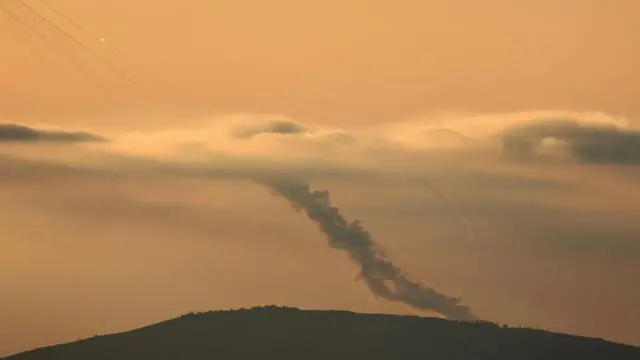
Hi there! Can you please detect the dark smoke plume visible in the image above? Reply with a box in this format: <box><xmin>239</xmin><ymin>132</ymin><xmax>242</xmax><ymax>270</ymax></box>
<box><xmin>262</xmin><ymin>179</ymin><xmax>476</xmax><ymax>321</ymax></box>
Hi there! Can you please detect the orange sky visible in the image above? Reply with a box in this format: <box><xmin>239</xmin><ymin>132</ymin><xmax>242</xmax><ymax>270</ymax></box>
<box><xmin>1</xmin><ymin>0</ymin><xmax>639</xmax><ymax>126</ymax></box>
<box><xmin>1</xmin><ymin>1</ymin><xmax>640</xmax><ymax>356</ymax></box>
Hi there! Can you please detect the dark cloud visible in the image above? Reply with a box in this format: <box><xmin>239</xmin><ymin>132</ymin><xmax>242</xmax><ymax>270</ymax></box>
<box><xmin>501</xmin><ymin>119</ymin><xmax>640</xmax><ymax>164</ymax></box>
<box><xmin>0</xmin><ymin>123</ymin><xmax>106</xmax><ymax>143</ymax></box>
<box><xmin>233</xmin><ymin>120</ymin><xmax>308</xmax><ymax>139</ymax></box>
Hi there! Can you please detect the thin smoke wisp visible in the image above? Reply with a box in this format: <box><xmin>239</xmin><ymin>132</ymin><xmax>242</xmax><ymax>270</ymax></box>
<box><xmin>262</xmin><ymin>179</ymin><xmax>476</xmax><ymax>321</ymax></box>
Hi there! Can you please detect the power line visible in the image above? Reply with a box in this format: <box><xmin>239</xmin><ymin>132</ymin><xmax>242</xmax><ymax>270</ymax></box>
<box><xmin>1</xmin><ymin>0</ymin><xmax>116</xmax><ymax>91</ymax></box>
<box><xmin>7</xmin><ymin>0</ymin><xmax>154</xmax><ymax>99</ymax></box>
<box><xmin>33</xmin><ymin>0</ymin><xmax>127</xmax><ymax>60</ymax></box>
<box><xmin>35</xmin><ymin>0</ymin><xmax>101</xmax><ymax>43</ymax></box>
<box><xmin>13</xmin><ymin>0</ymin><xmax>140</xmax><ymax>86</ymax></box>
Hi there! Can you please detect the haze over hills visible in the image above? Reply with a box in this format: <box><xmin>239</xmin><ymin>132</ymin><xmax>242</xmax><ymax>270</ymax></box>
<box><xmin>1</xmin><ymin>1</ymin><xmax>640</xmax><ymax>354</ymax></box>
<box><xmin>3</xmin><ymin>306</ymin><xmax>639</xmax><ymax>360</ymax></box>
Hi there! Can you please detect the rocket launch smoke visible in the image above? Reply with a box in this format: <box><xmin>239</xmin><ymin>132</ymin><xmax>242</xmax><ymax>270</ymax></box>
<box><xmin>262</xmin><ymin>179</ymin><xmax>476</xmax><ymax>321</ymax></box>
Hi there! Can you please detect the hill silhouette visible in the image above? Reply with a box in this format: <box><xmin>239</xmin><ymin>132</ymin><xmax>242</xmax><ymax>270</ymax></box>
<box><xmin>3</xmin><ymin>306</ymin><xmax>639</xmax><ymax>360</ymax></box>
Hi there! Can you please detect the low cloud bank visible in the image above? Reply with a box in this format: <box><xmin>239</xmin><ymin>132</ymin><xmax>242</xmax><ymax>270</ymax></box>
<box><xmin>0</xmin><ymin>123</ymin><xmax>106</xmax><ymax>143</ymax></box>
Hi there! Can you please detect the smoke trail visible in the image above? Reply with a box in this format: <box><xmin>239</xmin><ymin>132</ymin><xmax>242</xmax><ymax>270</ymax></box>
<box><xmin>262</xmin><ymin>178</ymin><xmax>476</xmax><ymax>321</ymax></box>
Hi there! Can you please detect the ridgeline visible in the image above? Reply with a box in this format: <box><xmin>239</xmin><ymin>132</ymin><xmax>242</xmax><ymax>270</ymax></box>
<box><xmin>4</xmin><ymin>306</ymin><xmax>639</xmax><ymax>360</ymax></box>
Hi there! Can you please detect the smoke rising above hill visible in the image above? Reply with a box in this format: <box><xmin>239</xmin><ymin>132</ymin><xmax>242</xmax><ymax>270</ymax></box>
<box><xmin>1</xmin><ymin>110</ymin><xmax>637</xmax><ymax>321</ymax></box>
<box><xmin>262</xmin><ymin>179</ymin><xmax>476</xmax><ymax>321</ymax></box>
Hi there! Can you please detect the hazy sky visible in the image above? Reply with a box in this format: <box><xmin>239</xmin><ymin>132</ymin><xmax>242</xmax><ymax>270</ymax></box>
<box><xmin>1</xmin><ymin>0</ymin><xmax>640</xmax><ymax>356</ymax></box>
<box><xmin>2</xmin><ymin>0</ymin><xmax>639</xmax><ymax>126</ymax></box>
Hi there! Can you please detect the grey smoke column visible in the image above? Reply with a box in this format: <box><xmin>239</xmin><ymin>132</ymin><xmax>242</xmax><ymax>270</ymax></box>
<box><xmin>262</xmin><ymin>179</ymin><xmax>476</xmax><ymax>321</ymax></box>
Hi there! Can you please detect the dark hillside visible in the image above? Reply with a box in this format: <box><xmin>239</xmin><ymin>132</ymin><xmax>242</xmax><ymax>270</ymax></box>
<box><xmin>4</xmin><ymin>306</ymin><xmax>639</xmax><ymax>360</ymax></box>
